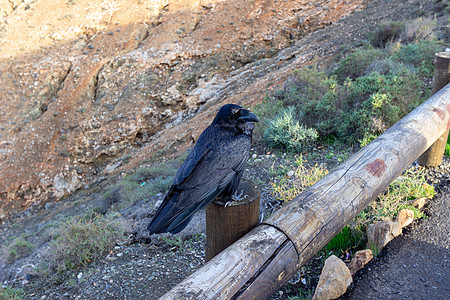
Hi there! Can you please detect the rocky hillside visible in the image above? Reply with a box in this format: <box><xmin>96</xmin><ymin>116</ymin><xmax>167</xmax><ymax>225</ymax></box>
<box><xmin>0</xmin><ymin>0</ymin><xmax>369</xmax><ymax>218</ymax></box>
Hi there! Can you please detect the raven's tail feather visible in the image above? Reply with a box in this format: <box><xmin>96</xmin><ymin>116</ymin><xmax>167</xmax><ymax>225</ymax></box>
<box><xmin>147</xmin><ymin>186</ymin><xmax>224</xmax><ymax>235</ymax></box>
<box><xmin>147</xmin><ymin>189</ymin><xmax>181</xmax><ymax>234</ymax></box>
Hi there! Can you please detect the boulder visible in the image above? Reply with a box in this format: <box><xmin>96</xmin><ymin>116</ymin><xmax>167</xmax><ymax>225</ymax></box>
<box><xmin>312</xmin><ymin>255</ymin><xmax>352</xmax><ymax>300</ymax></box>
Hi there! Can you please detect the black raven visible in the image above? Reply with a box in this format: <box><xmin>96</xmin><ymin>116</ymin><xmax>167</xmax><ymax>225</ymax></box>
<box><xmin>147</xmin><ymin>104</ymin><xmax>259</xmax><ymax>234</ymax></box>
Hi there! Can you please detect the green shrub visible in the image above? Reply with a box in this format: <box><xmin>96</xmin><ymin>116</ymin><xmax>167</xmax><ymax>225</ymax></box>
<box><xmin>333</xmin><ymin>48</ymin><xmax>385</xmax><ymax>81</ymax></box>
<box><xmin>369</xmin><ymin>20</ymin><xmax>405</xmax><ymax>48</ymax></box>
<box><xmin>252</xmin><ymin>97</ymin><xmax>284</xmax><ymax>139</ymax></box>
<box><xmin>400</xmin><ymin>17</ymin><xmax>436</xmax><ymax>43</ymax></box>
<box><xmin>369</xmin><ymin>17</ymin><xmax>436</xmax><ymax>48</ymax></box>
<box><xmin>263</xmin><ymin>107</ymin><xmax>318</xmax><ymax>152</ymax></box>
<box><xmin>255</xmin><ymin>18</ymin><xmax>442</xmax><ymax>150</ymax></box>
<box><xmin>0</xmin><ymin>287</ymin><xmax>25</xmax><ymax>300</ymax></box>
<box><xmin>5</xmin><ymin>237</ymin><xmax>34</xmax><ymax>262</ymax></box>
<box><xmin>102</xmin><ymin>160</ymin><xmax>181</xmax><ymax>211</ymax></box>
<box><xmin>391</xmin><ymin>40</ymin><xmax>443</xmax><ymax>77</ymax></box>
<box><xmin>50</xmin><ymin>213</ymin><xmax>126</xmax><ymax>271</ymax></box>
<box><xmin>363</xmin><ymin>58</ymin><xmax>414</xmax><ymax>76</ymax></box>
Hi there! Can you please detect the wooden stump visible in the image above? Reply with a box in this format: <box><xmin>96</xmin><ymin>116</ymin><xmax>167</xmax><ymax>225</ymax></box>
<box><xmin>205</xmin><ymin>180</ymin><xmax>260</xmax><ymax>262</ymax></box>
<box><xmin>418</xmin><ymin>52</ymin><xmax>450</xmax><ymax>167</ymax></box>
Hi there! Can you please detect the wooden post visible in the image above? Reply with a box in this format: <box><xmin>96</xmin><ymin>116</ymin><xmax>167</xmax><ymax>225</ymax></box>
<box><xmin>161</xmin><ymin>84</ymin><xmax>450</xmax><ymax>300</ymax></box>
<box><xmin>205</xmin><ymin>180</ymin><xmax>260</xmax><ymax>262</ymax></box>
<box><xmin>418</xmin><ymin>52</ymin><xmax>450</xmax><ymax>167</ymax></box>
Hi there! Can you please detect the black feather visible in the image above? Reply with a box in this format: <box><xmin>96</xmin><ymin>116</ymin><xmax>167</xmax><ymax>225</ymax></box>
<box><xmin>147</xmin><ymin>104</ymin><xmax>259</xmax><ymax>234</ymax></box>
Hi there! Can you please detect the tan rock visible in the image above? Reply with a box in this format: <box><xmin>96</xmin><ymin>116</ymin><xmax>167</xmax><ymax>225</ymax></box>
<box><xmin>408</xmin><ymin>197</ymin><xmax>427</xmax><ymax>209</ymax></box>
<box><xmin>312</xmin><ymin>255</ymin><xmax>352</xmax><ymax>300</ymax></box>
<box><xmin>367</xmin><ymin>220</ymin><xmax>402</xmax><ymax>254</ymax></box>
<box><xmin>396</xmin><ymin>209</ymin><xmax>415</xmax><ymax>228</ymax></box>
<box><xmin>348</xmin><ymin>249</ymin><xmax>373</xmax><ymax>276</ymax></box>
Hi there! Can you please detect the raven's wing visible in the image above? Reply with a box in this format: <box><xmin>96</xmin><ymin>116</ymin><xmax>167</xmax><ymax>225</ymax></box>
<box><xmin>148</xmin><ymin>127</ymin><xmax>251</xmax><ymax>234</ymax></box>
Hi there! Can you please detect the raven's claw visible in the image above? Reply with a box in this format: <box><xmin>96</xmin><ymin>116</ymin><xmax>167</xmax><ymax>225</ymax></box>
<box><xmin>225</xmin><ymin>190</ymin><xmax>249</xmax><ymax>207</ymax></box>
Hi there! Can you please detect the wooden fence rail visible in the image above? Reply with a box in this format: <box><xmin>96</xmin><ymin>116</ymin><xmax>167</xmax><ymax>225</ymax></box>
<box><xmin>161</xmin><ymin>63</ymin><xmax>450</xmax><ymax>299</ymax></box>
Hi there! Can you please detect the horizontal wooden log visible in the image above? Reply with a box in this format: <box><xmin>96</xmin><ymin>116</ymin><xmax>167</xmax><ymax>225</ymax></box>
<box><xmin>161</xmin><ymin>225</ymin><xmax>296</xmax><ymax>299</ymax></box>
<box><xmin>162</xmin><ymin>83</ymin><xmax>450</xmax><ymax>299</ymax></box>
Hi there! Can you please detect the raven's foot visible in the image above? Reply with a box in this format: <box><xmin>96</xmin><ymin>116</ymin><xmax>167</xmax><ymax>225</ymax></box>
<box><xmin>224</xmin><ymin>190</ymin><xmax>249</xmax><ymax>207</ymax></box>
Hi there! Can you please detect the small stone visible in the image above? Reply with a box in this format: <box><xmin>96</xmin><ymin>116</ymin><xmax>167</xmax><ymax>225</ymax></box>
<box><xmin>312</xmin><ymin>255</ymin><xmax>352</xmax><ymax>300</ymax></box>
<box><xmin>367</xmin><ymin>220</ymin><xmax>402</xmax><ymax>253</ymax></box>
<box><xmin>408</xmin><ymin>197</ymin><xmax>426</xmax><ymax>209</ymax></box>
<box><xmin>396</xmin><ymin>209</ymin><xmax>414</xmax><ymax>228</ymax></box>
<box><xmin>116</xmin><ymin>252</ymin><xmax>123</xmax><ymax>257</ymax></box>
<box><xmin>287</xmin><ymin>170</ymin><xmax>295</xmax><ymax>177</ymax></box>
<box><xmin>348</xmin><ymin>249</ymin><xmax>373</xmax><ymax>276</ymax></box>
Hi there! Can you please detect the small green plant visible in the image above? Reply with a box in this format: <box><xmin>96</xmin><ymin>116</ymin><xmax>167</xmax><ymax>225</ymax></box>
<box><xmin>445</xmin><ymin>132</ymin><xmax>450</xmax><ymax>158</ymax></box>
<box><xmin>160</xmin><ymin>233</ymin><xmax>206</xmax><ymax>252</ymax></box>
<box><xmin>5</xmin><ymin>237</ymin><xmax>35</xmax><ymax>262</ymax></box>
<box><xmin>369</xmin><ymin>20</ymin><xmax>405</xmax><ymax>48</ymax></box>
<box><xmin>333</xmin><ymin>48</ymin><xmax>385</xmax><ymax>81</ymax></box>
<box><xmin>252</xmin><ymin>96</ymin><xmax>284</xmax><ymax>139</ymax></box>
<box><xmin>263</xmin><ymin>107</ymin><xmax>318</xmax><ymax>153</ymax></box>
<box><xmin>271</xmin><ymin>157</ymin><xmax>328</xmax><ymax>202</ymax></box>
<box><xmin>101</xmin><ymin>156</ymin><xmax>187</xmax><ymax>211</ymax></box>
<box><xmin>356</xmin><ymin>170</ymin><xmax>434</xmax><ymax>227</ymax></box>
<box><xmin>400</xmin><ymin>16</ymin><xmax>436</xmax><ymax>43</ymax></box>
<box><xmin>160</xmin><ymin>236</ymin><xmax>186</xmax><ymax>251</ymax></box>
<box><xmin>50</xmin><ymin>213</ymin><xmax>126</xmax><ymax>271</ymax></box>
<box><xmin>0</xmin><ymin>286</ymin><xmax>25</xmax><ymax>300</ymax></box>
<box><xmin>391</xmin><ymin>40</ymin><xmax>443</xmax><ymax>77</ymax></box>
<box><xmin>322</xmin><ymin>225</ymin><xmax>365</xmax><ymax>258</ymax></box>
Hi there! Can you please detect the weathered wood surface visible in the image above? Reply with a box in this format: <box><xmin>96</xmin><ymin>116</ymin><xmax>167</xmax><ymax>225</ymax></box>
<box><xmin>162</xmin><ymin>83</ymin><xmax>450</xmax><ymax>299</ymax></box>
<box><xmin>418</xmin><ymin>52</ymin><xmax>450</xmax><ymax>166</ymax></box>
<box><xmin>235</xmin><ymin>238</ymin><xmax>298</xmax><ymax>300</ymax></box>
<box><xmin>206</xmin><ymin>180</ymin><xmax>260</xmax><ymax>262</ymax></box>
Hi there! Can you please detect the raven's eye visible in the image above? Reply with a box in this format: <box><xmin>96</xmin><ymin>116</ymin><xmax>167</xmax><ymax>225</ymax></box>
<box><xmin>231</xmin><ymin>107</ymin><xmax>241</xmax><ymax>115</ymax></box>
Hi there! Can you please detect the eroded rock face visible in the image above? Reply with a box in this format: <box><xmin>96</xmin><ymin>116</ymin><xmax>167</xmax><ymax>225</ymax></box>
<box><xmin>0</xmin><ymin>0</ymin><xmax>364</xmax><ymax>217</ymax></box>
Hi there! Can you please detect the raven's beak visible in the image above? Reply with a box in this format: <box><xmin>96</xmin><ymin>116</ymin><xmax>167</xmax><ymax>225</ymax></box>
<box><xmin>238</xmin><ymin>109</ymin><xmax>260</xmax><ymax>122</ymax></box>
